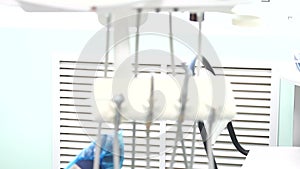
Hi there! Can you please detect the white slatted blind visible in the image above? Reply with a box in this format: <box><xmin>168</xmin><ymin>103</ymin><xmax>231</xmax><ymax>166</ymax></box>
<box><xmin>55</xmin><ymin>57</ymin><xmax>273</xmax><ymax>169</ymax></box>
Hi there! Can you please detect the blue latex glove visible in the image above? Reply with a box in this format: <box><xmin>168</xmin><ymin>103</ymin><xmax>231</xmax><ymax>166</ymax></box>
<box><xmin>65</xmin><ymin>131</ymin><xmax>124</xmax><ymax>169</ymax></box>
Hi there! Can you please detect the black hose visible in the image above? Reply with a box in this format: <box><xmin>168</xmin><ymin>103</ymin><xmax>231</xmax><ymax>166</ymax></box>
<box><xmin>227</xmin><ymin>122</ymin><xmax>249</xmax><ymax>156</ymax></box>
<box><xmin>198</xmin><ymin>121</ymin><xmax>218</xmax><ymax>169</ymax></box>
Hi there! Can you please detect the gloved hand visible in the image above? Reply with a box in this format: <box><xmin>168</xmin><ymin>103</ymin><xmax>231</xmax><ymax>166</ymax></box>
<box><xmin>65</xmin><ymin>131</ymin><xmax>124</xmax><ymax>169</ymax></box>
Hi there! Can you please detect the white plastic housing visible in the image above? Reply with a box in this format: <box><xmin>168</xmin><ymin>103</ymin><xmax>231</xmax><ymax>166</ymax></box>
<box><xmin>93</xmin><ymin>71</ymin><xmax>236</xmax><ymax>123</ymax></box>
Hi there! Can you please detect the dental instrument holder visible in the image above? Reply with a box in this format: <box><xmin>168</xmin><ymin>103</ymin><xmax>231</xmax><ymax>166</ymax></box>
<box><xmin>170</xmin><ymin>63</ymin><xmax>191</xmax><ymax>169</ymax></box>
<box><xmin>131</xmin><ymin>9</ymin><xmax>142</xmax><ymax>168</ymax></box>
<box><xmin>94</xmin><ymin>2</ymin><xmax>239</xmax><ymax>169</ymax></box>
<box><xmin>93</xmin><ymin>121</ymin><xmax>103</xmax><ymax>169</ymax></box>
<box><xmin>93</xmin><ymin>13</ymin><xmax>112</xmax><ymax>169</ymax></box>
<box><xmin>104</xmin><ymin>13</ymin><xmax>112</xmax><ymax>78</ymax></box>
<box><xmin>196</xmin><ymin>12</ymin><xmax>205</xmax><ymax>75</ymax></box>
<box><xmin>146</xmin><ymin>76</ymin><xmax>154</xmax><ymax>169</ymax></box>
<box><xmin>113</xmin><ymin>94</ymin><xmax>125</xmax><ymax>169</ymax></box>
<box><xmin>207</xmin><ymin>108</ymin><xmax>217</xmax><ymax>169</ymax></box>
